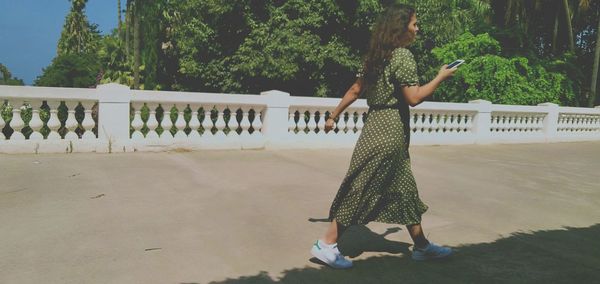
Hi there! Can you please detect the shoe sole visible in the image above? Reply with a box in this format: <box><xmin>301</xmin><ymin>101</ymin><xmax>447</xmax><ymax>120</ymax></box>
<box><xmin>311</xmin><ymin>246</ymin><xmax>352</xmax><ymax>269</ymax></box>
<box><xmin>412</xmin><ymin>250</ymin><xmax>453</xmax><ymax>261</ymax></box>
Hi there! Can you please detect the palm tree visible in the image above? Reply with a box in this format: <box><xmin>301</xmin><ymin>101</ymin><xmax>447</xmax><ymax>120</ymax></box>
<box><xmin>133</xmin><ymin>0</ymin><xmax>141</xmax><ymax>89</ymax></box>
<box><xmin>588</xmin><ymin>2</ymin><xmax>600</xmax><ymax>106</ymax></box>
<box><xmin>57</xmin><ymin>0</ymin><xmax>98</xmax><ymax>55</ymax></box>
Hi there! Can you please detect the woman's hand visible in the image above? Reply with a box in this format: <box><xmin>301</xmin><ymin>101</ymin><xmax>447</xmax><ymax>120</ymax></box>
<box><xmin>436</xmin><ymin>65</ymin><xmax>457</xmax><ymax>81</ymax></box>
<box><xmin>325</xmin><ymin>118</ymin><xmax>336</xmax><ymax>132</ymax></box>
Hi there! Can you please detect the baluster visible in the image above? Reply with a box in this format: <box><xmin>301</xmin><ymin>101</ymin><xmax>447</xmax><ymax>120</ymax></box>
<box><xmin>174</xmin><ymin>103</ymin><xmax>188</xmax><ymax>140</ymax></box>
<box><xmin>584</xmin><ymin>115</ymin><xmax>592</xmax><ymax>132</ymax></box>
<box><xmin>430</xmin><ymin>113</ymin><xmax>439</xmax><ymax>134</ymax></box>
<box><xmin>449</xmin><ymin>114</ymin><xmax>459</xmax><ymax>133</ymax></box>
<box><xmin>336</xmin><ymin>112</ymin><xmax>347</xmax><ymax>133</ymax></box>
<box><xmin>288</xmin><ymin>111</ymin><xmax>296</xmax><ymax>133</ymax></box>
<box><xmin>0</xmin><ymin>101</ymin><xmax>5</xmax><ymax>140</ymax></box>
<box><xmin>490</xmin><ymin>115</ymin><xmax>497</xmax><ymax>133</ymax></box>
<box><xmin>145</xmin><ymin>103</ymin><xmax>160</xmax><ymax>140</ymax></box>
<box><xmin>457</xmin><ymin>114</ymin><xmax>466</xmax><ymax>133</ymax></box>
<box><xmin>557</xmin><ymin>115</ymin><xmax>564</xmax><ymax>132</ymax></box>
<box><xmin>568</xmin><ymin>115</ymin><xmax>575</xmax><ymax>132</ymax></box>
<box><xmin>356</xmin><ymin>112</ymin><xmax>365</xmax><ymax>134</ymax></box>
<box><xmin>28</xmin><ymin>100</ymin><xmax>44</xmax><ymax>140</ymax></box>
<box><xmin>46</xmin><ymin>100</ymin><xmax>61</xmax><ymax>140</ymax></box>
<box><xmin>188</xmin><ymin>105</ymin><xmax>201</xmax><ymax>139</ymax></box>
<box><xmin>227</xmin><ymin>107</ymin><xmax>240</xmax><ymax>136</ymax></box>
<box><xmin>520</xmin><ymin>115</ymin><xmax>528</xmax><ymax>132</ymax></box>
<box><xmin>501</xmin><ymin>115</ymin><xmax>510</xmax><ymax>132</ymax></box>
<box><xmin>465</xmin><ymin>114</ymin><xmax>473</xmax><ymax>133</ymax></box>
<box><xmin>81</xmin><ymin>101</ymin><xmax>96</xmax><ymax>139</ymax></box>
<box><xmin>317</xmin><ymin>110</ymin><xmax>325</xmax><ymax>135</ymax></box>
<box><xmin>214</xmin><ymin>105</ymin><xmax>226</xmax><ymax>137</ymax></box>
<box><xmin>252</xmin><ymin>108</ymin><xmax>263</xmax><ymax>135</ymax></box>
<box><xmin>202</xmin><ymin>106</ymin><xmax>214</xmax><ymax>136</ymax></box>
<box><xmin>131</xmin><ymin>102</ymin><xmax>145</xmax><ymax>140</ymax></box>
<box><xmin>508</xmin><ymin>115</ymin><xmax>517</xmax><ymax>132</ymax></box>
<box><xmin>7</xmin><ymin>100</ymin><xmax>25</xmax><ymax>140</ymax></box>
<box><xmin>537</xmin><ymin>115</ymin><xmax>544</xmax><ymax>132</ymax></box>
<box><xmin>414</xmin><ymin>113</ymin><xmax>424</xmax><ymax>133</ymax></box>
<box><xmin>63</xmin><ymin>101</ymin><xmax>79</xmax><ymax>140</ymax></box>
<box><xmin>240</xmin><ymin>106</ymin><xmax>251</xmax><ymax>135</ymax></box>
<box><xmin>347</xmin><ymin>111</ymin><xmax>356</xmax><ymax>134</ymax></box>
<box><xmin>297</xmin><ymin>110</ymin><xmax>308</xmax><ymax>134</ymax></box>
<box><xmin>160</xmin><ymin>103</ymin><xmax>174</xmax><ymax>141</ymax></box>
<box><xmin>307</xmin><ymin>109</ymin><xmax>317</xmax><ymax>134</ymax></box>
<box><xmin>425</xmin><ymin>113</ymin><xmax>435</xmax><ymax>133</ymax></box>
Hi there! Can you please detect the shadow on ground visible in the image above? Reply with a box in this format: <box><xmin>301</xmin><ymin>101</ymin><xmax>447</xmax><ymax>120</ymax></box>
<box><xmin>201</xmin><ymin>224</ymin><xmax>600</xmax><ymax>284</ymax></box>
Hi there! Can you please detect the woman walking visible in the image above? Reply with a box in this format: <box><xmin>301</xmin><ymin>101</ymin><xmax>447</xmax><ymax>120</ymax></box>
<box><xmin>311</xmin><ymin>4</ymin><xmax>457</xmax><ymax>269</ymax></box>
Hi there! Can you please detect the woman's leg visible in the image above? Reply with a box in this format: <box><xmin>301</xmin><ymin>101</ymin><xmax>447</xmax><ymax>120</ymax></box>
<box><xmin>323</xmin><ymin>219</ymin><xmax>346</xmax><ymax>244</ymax></box>
<box><xmin>406</xmin><ymin>223</ymin><xmax>430</xmax><ymax>249</ymax></box>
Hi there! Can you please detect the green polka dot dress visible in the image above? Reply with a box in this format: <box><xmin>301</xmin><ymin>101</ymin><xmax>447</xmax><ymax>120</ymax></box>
<box><xmin>329</xmin><ymin>47</ymin><xmax>428</xmax><ymax>227</ymax></box>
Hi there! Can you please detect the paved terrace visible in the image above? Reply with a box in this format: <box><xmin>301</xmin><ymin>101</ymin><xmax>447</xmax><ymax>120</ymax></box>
<box><xmin>1</xmin><ymin>142</ymin><xmax>600</xmax><ymax>284</ymax></box>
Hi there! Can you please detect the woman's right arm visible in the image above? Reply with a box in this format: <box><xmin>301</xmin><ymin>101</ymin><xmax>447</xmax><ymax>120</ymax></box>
<box><xmin>401</xmin><ymin>65</ymin><xmax>456</xmax><ymax>107</ymax></box>
<box><xmin>325</xmin><ymin>78</ymin><xmax>363</xmax><ymax>132</ymax></box>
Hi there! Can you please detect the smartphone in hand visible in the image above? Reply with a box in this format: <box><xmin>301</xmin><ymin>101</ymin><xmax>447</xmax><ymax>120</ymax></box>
<box><xmin>447</xmin><ymin>59</ymin><xmax>465</xmax><ymax>69</ymax></box>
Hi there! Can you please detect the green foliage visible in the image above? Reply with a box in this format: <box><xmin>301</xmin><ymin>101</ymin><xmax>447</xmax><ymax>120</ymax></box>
<box><xmin>34</xmin><ymin>53</ymin><xmax>100</xmax><ymax>88</ymax></box>
<box><xmin>97</xmin><ymin>34</ymin><xmax>133</xmax><ymax>85</ymax></box>
<box><xmin>397</xmin><ymin>0</ymin><xmax>492</xmax><ymax>83</ymax></box>
<box><xmin>57</xmin><ymin>0</ymin><xmax>101</xmax><ymax>55</ymax></box>
<box><xmin>169</xmin><ymin>0</ymin><xmax>382</xmax><ymax>96</ymax></box>
<box><xmin>431</xmin><ymin>33</ymin><xmax>575</xmax><ymax>105</ymax></box>
<box><xmin>0</xmin><ymin>63</ymin><xmax>25</xmax><ymax>86</ymax></box>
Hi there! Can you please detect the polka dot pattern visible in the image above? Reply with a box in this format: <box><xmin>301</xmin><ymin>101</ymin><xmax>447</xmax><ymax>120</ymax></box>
<box><xmin>329</xmin><ymin>47</ymin><xmax>427</xmax><ymax>227</ymax></box>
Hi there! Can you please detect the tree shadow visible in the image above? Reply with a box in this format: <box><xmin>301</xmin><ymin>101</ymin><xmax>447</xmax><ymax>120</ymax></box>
<box><xmin>206</xmin><ymin>224</ymin><xmax>600</xmax><ymax>284</ymax></box>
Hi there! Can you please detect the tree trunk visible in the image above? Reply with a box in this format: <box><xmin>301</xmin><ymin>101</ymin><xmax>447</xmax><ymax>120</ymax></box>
<box><xmin>133</xmin><ymin>0</ymin><xmax>141</xmax><ymax>90</ymax></box>
<box><xmin>552</xmin><ymin>8</ymin><xmax>559</xmax><ymax>55</ymax></box>
<box><xmin>588</xmin><ymin>11</ymin><xmax>600</xmax><ymax>107</ymax></box>
<box><xmin>125</xmin><ymin>0</ymin><xmax>131</xmax><ymax>58</ymax></box>
<box><xmin>118</xmin><ymin>0</ymin><xmax>122</xmax><ymax>38</ymax></box>
<box><xmin>562</xmin><ymin>0</ymin><xmax>575</xmax><ymax>53</ymax></box>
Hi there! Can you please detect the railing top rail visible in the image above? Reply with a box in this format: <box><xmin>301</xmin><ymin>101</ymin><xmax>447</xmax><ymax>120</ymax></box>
<box><xmin>558</xmin><ymin>106</ymin><xmax>600</xmax><ymax>115</ymax></box>
<box><xmin>289</xmin><ymin>97</ymin><xmax>368</xmax><ymax>109</ymax></box>
<box><xmin>491</xmin><ymin>104</ymin><xmax>551</xmax><ymax>114</ymax></box>
<box><xmin>414</xmin><ymin>101</ymin><xmax>480</xmax><ymax>112</ymax></box>
<box><xmin>131</xmin><ymin>89</ymin><xmax>267</xmax><ymax>107</ymax></box>
<box><xmin>0</xmin><ymin>85</ymin><xmax>98</xmax><ymax>102</ymax></box>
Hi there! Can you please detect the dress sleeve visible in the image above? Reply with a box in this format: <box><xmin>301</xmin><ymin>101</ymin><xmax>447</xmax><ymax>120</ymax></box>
<box><xmin>391</xmin><ymin>48</ymin><xmax>419</xmax><ymax>87</ymax></box>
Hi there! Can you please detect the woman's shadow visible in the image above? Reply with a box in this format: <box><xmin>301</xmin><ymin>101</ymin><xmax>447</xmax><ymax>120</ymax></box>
<box><xmin>308</xmin><ymin>218</ymin><xmax>411</xmax><ymax>264</ymax></box>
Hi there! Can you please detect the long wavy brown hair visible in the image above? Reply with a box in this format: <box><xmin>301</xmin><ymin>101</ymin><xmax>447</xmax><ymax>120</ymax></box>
<box><xmin>362</xmin><ymin>4</ymin><xmax>416</xmax><ymax>90</ymax></box>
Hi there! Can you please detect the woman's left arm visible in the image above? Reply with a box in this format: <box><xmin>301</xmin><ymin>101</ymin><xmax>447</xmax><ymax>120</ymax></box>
<box><xmin>325</xmin><ymin>79</ymin><xmax>363</xmax><ymax>131</ymax></box>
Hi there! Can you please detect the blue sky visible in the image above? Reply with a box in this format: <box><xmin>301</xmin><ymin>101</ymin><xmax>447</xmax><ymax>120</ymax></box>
<box><xmin>0</xmin><ymin>0</ymin><xmax>118</xmax><ymax>85</ymax></box>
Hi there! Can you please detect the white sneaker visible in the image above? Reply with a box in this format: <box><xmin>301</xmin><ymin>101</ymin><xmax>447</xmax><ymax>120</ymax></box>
<box><xmin>310</xmin><ymin>240</ymin><xmax>353</xmax><ymax>269</ymax></box>
<box><xmin>411</xmin><ymin>242</ymin><xmax>452</xmax><ymax>261</ymax></box>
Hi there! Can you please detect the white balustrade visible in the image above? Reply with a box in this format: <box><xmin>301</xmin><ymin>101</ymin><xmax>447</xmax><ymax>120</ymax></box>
<box><xmin>1</xmin><ymin>84</ymin><xmax>599</xmax><ymax>154</ymax></box>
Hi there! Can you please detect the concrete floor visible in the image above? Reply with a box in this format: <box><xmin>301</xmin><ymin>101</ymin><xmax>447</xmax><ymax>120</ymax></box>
<box><xmin>1</xmin><ymin>142</ymin><xmax>599</xmax><ymax>283</ymax></box>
